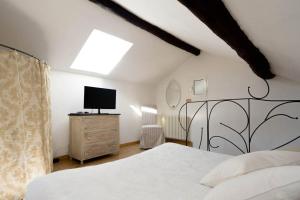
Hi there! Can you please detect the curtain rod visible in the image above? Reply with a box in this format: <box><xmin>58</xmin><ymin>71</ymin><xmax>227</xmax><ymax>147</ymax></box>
<box><xmin>0</xmin><ymin>43</ymin><xmax>42</xmax><ymax>62</ymax></box>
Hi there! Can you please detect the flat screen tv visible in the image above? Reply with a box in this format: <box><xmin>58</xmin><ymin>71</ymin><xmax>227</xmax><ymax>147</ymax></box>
<box><xmin>84</xmin><ymin>86</ymin><xmax>116</xmax><ymax>114</ymax></box>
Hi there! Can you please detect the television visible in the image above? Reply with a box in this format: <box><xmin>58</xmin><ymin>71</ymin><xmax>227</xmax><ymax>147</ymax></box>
<box><xmin>84</xmin><ymin>86</ymin><xmax>116</xmax><ymax>114</ymax></box>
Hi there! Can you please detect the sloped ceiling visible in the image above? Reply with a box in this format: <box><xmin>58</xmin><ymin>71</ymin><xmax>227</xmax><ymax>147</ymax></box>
<box><xmin>114</xmin><ymin>0</ymin><xmax>300</xmax><ymax>82</ymax></box>
<box><xmin>113</xmin><ymin>0</ymin><xmax>235</xmax><ymax>58</ymax></box>
<box><xmin>1</xmin><ymin>0</ymin><xmax>300</xmax><ymax>83</ymax></box>
<box><xmin>0</xmin><ymin>0</ymin><xmax>191</xmax><ymax>84</ymax></box>
<box><xmin>223</xmin><ymin>0</ymin><xmax>300</xmax><ymax>82</ymax></box>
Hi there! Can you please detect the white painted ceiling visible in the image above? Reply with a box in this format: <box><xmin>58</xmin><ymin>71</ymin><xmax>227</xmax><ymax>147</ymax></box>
<box><xmin>1</xmin><ymin>0</ymin><xmax>300</xmax><ymax>83</ymax></box>
<box><xmin>223</xmin><ymin>0</ymin><xmax>300</xmax><ymax>82</ymax></box>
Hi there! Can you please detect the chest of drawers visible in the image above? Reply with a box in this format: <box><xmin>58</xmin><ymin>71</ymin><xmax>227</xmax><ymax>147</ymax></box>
<box><xmin>69</xmin><ymin>114</ymin><xmax>120</xmax><ymax>164</ymax></box>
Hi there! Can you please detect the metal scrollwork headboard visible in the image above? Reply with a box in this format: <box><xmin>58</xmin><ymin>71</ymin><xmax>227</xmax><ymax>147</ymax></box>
<box><xmin>178</xmin><ymin>80</ymin><xmax>300</xmax><ymax>153</ymax></box>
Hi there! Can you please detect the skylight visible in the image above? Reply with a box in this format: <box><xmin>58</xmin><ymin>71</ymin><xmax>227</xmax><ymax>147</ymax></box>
<box><xmin>71</xmin><ymin>29</ymin><xmax>133</xmax><ymax>75</ymax></box>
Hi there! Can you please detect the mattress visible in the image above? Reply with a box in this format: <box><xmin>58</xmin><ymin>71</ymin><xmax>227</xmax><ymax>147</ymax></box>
<box><xmin>25</xmin><ymin>143</ymin><xmax>231</xmax><ymax>200</ymax></box>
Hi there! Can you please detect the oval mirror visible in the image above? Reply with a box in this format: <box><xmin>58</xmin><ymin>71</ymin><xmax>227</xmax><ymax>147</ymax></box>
<box><xmin>166</xmin><ymin>80</ymin><xmax>181</xmax><ymax>109</ymax></box>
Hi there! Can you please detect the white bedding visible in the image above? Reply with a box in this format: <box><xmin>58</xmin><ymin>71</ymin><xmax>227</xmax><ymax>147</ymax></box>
<box><xmin>25</xmin><ymin>143</ymin><xmax>231</xmax><ymax>200</ymax></box>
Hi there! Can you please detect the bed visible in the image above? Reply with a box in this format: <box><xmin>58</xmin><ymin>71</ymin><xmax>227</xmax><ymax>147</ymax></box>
<box><xmin>26</xmin><ymin>81</ymin><xmax>300</xmax><ymax>199</ymax></box>
<box><xmin>26</xmin><ymin>143</ymin><xmax>231</xmax><ymax>200</ymax></box>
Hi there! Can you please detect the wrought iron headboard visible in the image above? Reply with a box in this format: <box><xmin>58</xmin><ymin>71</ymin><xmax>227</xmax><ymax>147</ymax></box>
<box><xmin>178</xmin><ymin>80</ymin><xmax>300</xmax><ymax>153</ymax></box>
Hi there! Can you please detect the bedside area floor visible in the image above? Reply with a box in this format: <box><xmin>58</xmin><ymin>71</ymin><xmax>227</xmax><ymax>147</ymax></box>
<box><xmin>53</xmin><ymin>142</ymin><xmax>144</xmax><ymax>171</ymax></box>
<box><xmin>53</xmin><ymin>139</ymin><xmax>191</xmax><ymax>171</ymax></box>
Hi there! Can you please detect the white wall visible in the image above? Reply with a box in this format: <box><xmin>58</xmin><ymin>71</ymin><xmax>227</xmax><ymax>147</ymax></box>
<box><xmin>156</xmin><ymin>52</ymin><xmax>300</xmax><ymax>155</ymax></box>
<box><xmin>51</xmin><ymin>70</ymin><xmax>155</xmax><ymax>157</ymax></box>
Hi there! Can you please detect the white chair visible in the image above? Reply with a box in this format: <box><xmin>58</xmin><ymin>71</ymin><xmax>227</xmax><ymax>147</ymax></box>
<box><xmin>139</xmin><ymin>106</ymin><xmax>165</xmax><ymax>149</ymax></box>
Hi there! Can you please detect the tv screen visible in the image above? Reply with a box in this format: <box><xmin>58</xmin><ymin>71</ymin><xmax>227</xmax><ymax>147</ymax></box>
<box><xmin>84</xmin><ymin>86</ymin><xmax>116</xmax><ymax>110</ymax></box>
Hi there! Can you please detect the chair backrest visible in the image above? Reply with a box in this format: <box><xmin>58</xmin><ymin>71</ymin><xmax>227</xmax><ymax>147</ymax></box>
<box><xmin>141</xmin><ymin>106</ymin><xmax>157</xmax><ymax>125</ymax></box>
<box><xmin>142</xmin><ymin>112</ymin><xmax>157</xmax><ymax>125</ymax></box>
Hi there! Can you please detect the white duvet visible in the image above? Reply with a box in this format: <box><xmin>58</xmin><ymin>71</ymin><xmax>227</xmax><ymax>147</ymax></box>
<box><xmin>26</xmin><ymin>143</ymin><xmax>231</xmax><ymax>200</ymax></box>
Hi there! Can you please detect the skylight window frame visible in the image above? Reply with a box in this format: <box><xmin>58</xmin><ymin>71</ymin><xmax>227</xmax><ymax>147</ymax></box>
<box><xmin>70</xmin><ymin>29</ymin><xmax>133</xmax><ymax>75</ymax></box>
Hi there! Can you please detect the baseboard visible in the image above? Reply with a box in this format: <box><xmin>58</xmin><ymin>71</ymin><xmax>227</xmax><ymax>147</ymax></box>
<box><xmin>53</xmin><ymin>155</ymin><xmax>69</xmax><ymax>161</ymax></box>
<box><xmin>120</xmin><ymin>141</ymin><xmax>139</xmax><ymax>147</ymax></box>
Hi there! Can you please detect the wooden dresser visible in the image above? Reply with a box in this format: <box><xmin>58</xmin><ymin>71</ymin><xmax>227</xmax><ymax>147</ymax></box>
<box><xmin>69</xmin><ymin>114</ymin><xmax>120</xmax><ymax>164</ymax></box>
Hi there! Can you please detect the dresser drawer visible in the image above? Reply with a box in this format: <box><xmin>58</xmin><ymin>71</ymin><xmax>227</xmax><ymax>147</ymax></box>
<box><xmin>83</xmin><ymin>130</ymin><xmax>118</xmax><ymax>144</ymax></box>
<box><xmin>83</xmin><ymin>117</ymin><xmax>118</xmax><ymax>131</ymax></box>
<box><xmin>84</xmin><ymin>142</ymin><xmax>119</xmax><ymax>159</ymax></box>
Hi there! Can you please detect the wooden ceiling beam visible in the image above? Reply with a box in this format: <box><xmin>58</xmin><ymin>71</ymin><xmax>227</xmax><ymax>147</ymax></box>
<box><xmin>90</xmin><ymin>0</ymin><xmax>201</xmax><ymax>56</ymax></box>
<box><xmin>178</xmin><ymin>0</ymin><xmax>275</xmax><ymax>79</ymax></box>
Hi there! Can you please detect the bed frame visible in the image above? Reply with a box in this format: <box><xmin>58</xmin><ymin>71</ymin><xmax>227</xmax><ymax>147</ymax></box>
<box><xmin>178</xmin><ymin>80</ymin><xmax>300</xmax><ymax>153</ymax></box>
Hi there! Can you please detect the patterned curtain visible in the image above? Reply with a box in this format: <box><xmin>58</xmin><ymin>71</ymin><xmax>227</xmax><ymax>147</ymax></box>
<box><xmin>0</xmin><ymin>50</ymin><xmax>52</xmax><ymax>200</ymax></box>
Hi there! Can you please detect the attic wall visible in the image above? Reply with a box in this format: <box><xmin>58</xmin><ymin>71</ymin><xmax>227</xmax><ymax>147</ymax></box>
<box><xmin>156</xmin><ymin>52</ymin><xmax>300</xmax><ymax>155</ymax></box>
<box><xmin>51</xmin><ymin>70</ymin><xmax>155</xmax><ymax>157</ymax></box>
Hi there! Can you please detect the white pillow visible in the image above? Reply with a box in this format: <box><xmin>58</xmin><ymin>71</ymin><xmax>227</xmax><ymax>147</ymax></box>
<box><xmin>201</xmin><ymin>150</ymin><xmax>300</xmax><ymax>187</ymax></box>
<box><xmin>203</xmin><ymin>166</ymin><xmax>300</xmax><ymax>200</ymax></box>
